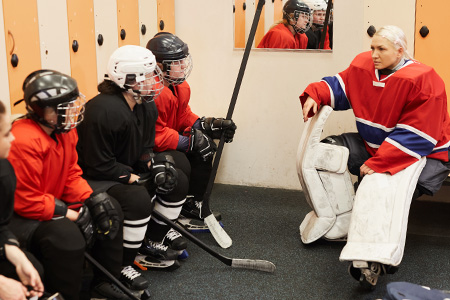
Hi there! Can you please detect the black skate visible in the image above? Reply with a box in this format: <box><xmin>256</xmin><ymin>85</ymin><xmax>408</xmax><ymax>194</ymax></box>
<box><xmin>120</xmin><ymin>265</ymin><xmax>149</xmax><ymax>291</ymax></box>
<box><xmin>179</xmin><ymin>196</ymin><xmax>224</xmax><ymax>232</ymax></box>
<box><xmin>162</xmin><ymin>228</ymin><xmax>189</xmax><ymax>260</ymax></box>
<box><xmin>139</xmin><ymin>237</ymin><xmax>179</xmax><ymax>260</ymax></box>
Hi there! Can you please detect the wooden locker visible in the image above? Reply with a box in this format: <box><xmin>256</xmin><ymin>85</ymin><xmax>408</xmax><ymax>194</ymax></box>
<box><xmin>234</xmin><ymin>0</ymin><xmax>246</xmax><ymax>48</ymax></box>
<box><xmin>93</xmin><ymin>0</ymin><xmax>119</xmax><ymax>84</ymax></box>
<box><xmin>139</xmin><ymin>0</ymin><xmax>158</xmax><ymax>47</ymax></box>
<box><xmin>274</xmin><ymin>0</ymin><xmax>283</xmax><ymax>23</ymax></box>
<box><xmin>0</xmin><ymin>0</ymin><xmax>10</xmax><ymax>113</ymax></box>
<box><xmin>117</xmin><ymin>0</ymin><xmax>140</xmax><ymax>47</ymax></box>
<box><xmin>157</xmin><ymin>0</ymin><xmax>175</xmax><ymax>33</ymax></box>
<box><xmin>254</xmin><ymin>2</ymin><xmax>265</xmax><ymax>47</ymax></box>
<box><xmin>2</xmin><ymin>0</ymin><xmax>41</xmax><ymax>114</ymax></box>
<box><xmin>415</xmin><ymin>0</ymin><xmax>450</xmax><ymax>113</ymax></box>
<box><xmin>66</xmin><ymin>0</ymin><xmax>98</xmax><ymax>101</ymax></box>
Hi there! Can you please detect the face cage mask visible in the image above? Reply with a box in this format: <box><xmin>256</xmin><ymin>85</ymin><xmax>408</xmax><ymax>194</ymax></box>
<box><xmin>290</xmin><ymin>11</ymin><xmax>312</xmax><ymax>34</ymax></box>
<box><xmin>124</xmin><ymin>67</ymin><xmax>164</xmax><ymax>104</ymax></box>
<box><xmin>162</xmin><ymin>54</ymin><xmax>193</xmax><ymax>86</ymax></box>
<box><xmin>53</xmin><ymin>95</ymin><xmax>86</xmax><ymax>134</ymax></box>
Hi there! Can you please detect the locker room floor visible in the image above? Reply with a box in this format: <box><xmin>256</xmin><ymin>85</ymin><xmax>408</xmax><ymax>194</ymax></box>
<box><xmin>140</xmin><ymin>183</ymin><xmax>450</xmax><ymax>300</ymax></box>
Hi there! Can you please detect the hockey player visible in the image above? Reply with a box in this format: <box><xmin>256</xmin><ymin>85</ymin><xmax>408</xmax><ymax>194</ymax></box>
<box><xmin>304</xmin><ymin>0</ymin><xmax>331</xmax><ymax>49</ymax></box>
<box><xmin>76</xmin><ymin>45</ymin><xmax>188</xmax><ymax>270</ymax></box>
<box><xmin>8</xmin><ymin>70</ymin><xmax>136</xmax><ymax>299</ymax></box>
<box><xmin>299</xmin><ymin>25</ymin><xmax>450</xmax><ymax>288</ymax></box>
<box><xmin>0</xmin><ymin>100</ymin><xmax>44</xmax><ymax>300</ymax></box>
<box><xmin>257</xmin><ymin>0</ymin><xmax>311</xmax><ymax>49</ymax></box>
<box><xmin>146</xmin><ymin>32</ymin><xmax>237</xmax><ymax>231</ymax></box>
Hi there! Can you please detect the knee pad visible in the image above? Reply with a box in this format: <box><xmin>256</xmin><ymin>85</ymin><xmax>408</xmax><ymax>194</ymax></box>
<box><xmin>297</xmin><ymin>106</ymin><xmax>355</xmax><ymax>244</ymax></box>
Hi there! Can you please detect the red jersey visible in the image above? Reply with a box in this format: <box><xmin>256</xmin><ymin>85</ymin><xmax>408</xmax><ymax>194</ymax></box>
<box><xmin>300</xmin><ymin>51</ymin><xmax>450</xmax><ymax>175</ymax></box>
<box><xmin>154</xmin><ymin>81</ymin><xmax>199</xmax><ymax>151</ymax></box>
<box><xmin>257</xmin><ymin>23</ymin><xmax>308</xmax><ymax>49</ymax></box>
<box><xmin>8</xmin><ymin>119</ymin><xmax>92</xmax><ymax>221</ymax></box>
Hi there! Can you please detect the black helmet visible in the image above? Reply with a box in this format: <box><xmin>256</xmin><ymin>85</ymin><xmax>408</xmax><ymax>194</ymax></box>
<box><xmin>283</xmin><ymin>0</ymin><xmax>312</xmax><ymax>33</ymax></box>
<box><xmin>23</xmin><ymin>70</ymin><xmax>85</xmax><ymax>133</ymax></box>
<box><xmin>146</xmin><ymin>32</ymin><xmax>189</xmax><ymax>62</ymax></box>
<box><xmin>146</xmin><ymin>32</ymin><xmax>193</xmax><ymax>86</ymax></box>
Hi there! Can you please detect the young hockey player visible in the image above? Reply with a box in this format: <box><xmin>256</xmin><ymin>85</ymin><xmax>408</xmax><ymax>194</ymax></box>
<box><xmin>76</xmin><ymin>45</ymin><xmax>189</xmax><ymax>271</ymax></box>
<box><xmin>0</xmin><ymin>100</ymin><xmax>44</xmax><ymax>300</ymax></box>
<box><xmin>146</xmin><ymin>32</ymin><xmax>237</xmax><ymax>231</ymax></box>
<box><xmin>257</xmin><ymin>0</ymin><xmax>311</xmax><ymax>49</ymax></box>
<box><xmin>299</xmin><ymin>25</ymin><xmax>450</xmax><ymax>289</ymax></box>
<box><xmin>304</xmin><ymin>0</ymin><xmax>331</xmax><ymax>49</ymax></box>
<box><xmin>8</xmin><ymin>70</ymin><xmax>139</xmax><ymax>299</ymax></box>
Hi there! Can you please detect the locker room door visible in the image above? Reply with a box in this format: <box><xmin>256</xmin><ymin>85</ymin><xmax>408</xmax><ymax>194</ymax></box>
<box><xmin>117</xmin><ymin>0</ymin><xmax>140</xmax><ymax>46</ymax></box>
<box><xmin>157</xmin><ymin>0</ymin><xmax>175</xmax><ymax>33</ymax></box>
<box><xmin>415</xmin><ymin>0</ymin><xmax>450</xmax><ymax>113</ymax></box>
<box><xmin>2</xmin><ymin>0</ymin><xmax>41</xmax><ymax>115</ymax></box>
<box><xmin>66</xmin><ymin>0</ymin><xmax>98</xmax><ymax>101</ymax></box>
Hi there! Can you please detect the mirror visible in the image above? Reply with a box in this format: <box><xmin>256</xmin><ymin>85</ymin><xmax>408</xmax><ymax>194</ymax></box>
<box><xmin>233</xmin><ymin>0</ymin><xmax>333</xmax><ymax>51</ymax></box>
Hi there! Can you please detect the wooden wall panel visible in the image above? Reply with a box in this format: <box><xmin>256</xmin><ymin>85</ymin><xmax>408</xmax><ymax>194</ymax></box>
<box><xmin>274</xmin><ymin>0</ymin><xmax>283</xmax><ymax>23</ymax></box>
<box><xmin>254</xmin><ymin>3</ymin><xmax>265</xmax><ymax>47</ymax></box>
<box><xmin>66</xmin><ymin>0</ymin><xmax>98</xmax><ymax>101</ymax></box>
<box><xmin>94</xmin><ymin>0</ymin><xmax>119</xmax><ymax>83</ymax></box>
<box><xmin>0</xmin><ymin>0</ymin><xmax>10</xmax><ymax>113</ymax></box>
<box><xmin>139</xmin><ymin>0</ymin><xmax>158</xmax><ymax>47</ymax></box>
<box><xmin>157</xmin><ymin>0</ymin><xmax>175</xmax><ymax>33</ymax></box>
<box><xmin>117</xmin><ymin>0</ymin><xmax>140</xmax><ymax>46</ymax></box>
<box><xmin>37</xmin><ymin>0</ymin><xmax>71</xmax><ymax>75</ymax></box>
<box><xmin>415</xmin><ymin>0</ymin><xmax>450</xmax><ymax>113</ymax></box>
<box><xmin>234</xmin><ymin>0</ymin><xmax>245</xmax><ymax>48</ymax></box>
<box><xmin>3</xmin><ymin>0</ymin><xmax>41</xmax><ymax>114</ymax></box>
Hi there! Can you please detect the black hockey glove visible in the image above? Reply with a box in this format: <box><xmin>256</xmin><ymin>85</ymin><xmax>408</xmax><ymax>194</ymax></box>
<box><xmin>84</xmin><ymin>192</ymin><xmax>120</xmax><ymax>240</ymax></box>
<box><xmin>185</xmin><ymin>128</ymin><xmax>217</xmax><ymax>161</ymax></box>
<box><xmin>200</xmin><ymin>117</ymin><xmax>237</xmax><ymax>143</ymax></box>
<box><xmin>150</xmin><ymin>153</ymin><xmax>178</xmax><ymax>194</ymax></box>
<box><xmin>74</xmin><ymin>204</ymin><xmax>95</xmax><ymax>247</ymax></box>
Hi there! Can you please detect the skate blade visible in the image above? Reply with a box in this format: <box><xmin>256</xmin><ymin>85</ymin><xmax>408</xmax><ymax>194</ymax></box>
<box><xmin>134</xmin><ymin>255</ymin><xmax>180</xmax><ymax>271</ymax></box>
<box><xmin>177</xmin><ymin>217</ymin><xmax>224</xmax><ymax>233</ymax></box>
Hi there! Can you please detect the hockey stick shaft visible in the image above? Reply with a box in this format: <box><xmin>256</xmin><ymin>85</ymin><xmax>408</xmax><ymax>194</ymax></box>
<box><xmin>84</xmin><ymin>252</ymin><xmax>141</xmax><ymax>300</ymax></box>
<box><xmin>318</xmin><ymin>0</ymin><xmax>332</xmax><ymax>49</ymax></box>
<box><xmin>154</xmin><ymin>210</ymin><xmax>275</xmax><ymax>273</ymax></box>
<box><xmin>201</xmin><ymin>0</ymin><xmax>266</xmax><ymax>227</ymax></box>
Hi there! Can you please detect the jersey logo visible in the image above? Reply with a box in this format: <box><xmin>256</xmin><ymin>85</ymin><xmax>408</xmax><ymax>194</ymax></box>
<box><xmin>372</xmin><ymin>81</ymin><xmax>385</xmax><ymax>87</ymax></box>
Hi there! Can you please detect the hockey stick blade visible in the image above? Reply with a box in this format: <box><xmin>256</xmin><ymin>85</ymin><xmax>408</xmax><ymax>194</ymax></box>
<box><xmin>154</xmin><ymin>210</ymin><xmax>275</xmax><ymax>273</ymax></box>
<box><xmin>204</xmin><ymin>214</ymin><xmax>232</xmax><ymax>248</ymax></box>
<box><xmin>231</xmin><ymin>258</ymin><xmax>276</xmax><ymax>273</ymax></box>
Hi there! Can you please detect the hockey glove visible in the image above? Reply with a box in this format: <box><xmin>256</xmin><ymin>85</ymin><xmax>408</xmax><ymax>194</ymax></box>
<box><xmin>200</xmin><ymin>117</ymin><xmax>237</xmax><ymax>143</ymax></box>
<box><xmin>186</xmin><ymin>128</ymin><xmax>217</xmax><ymax>161</ymax></box>
<box><xmin>84</xmin><ymin>192</ymin><xmax>120</xmax><ymax>240</ymax></box>
<box><xmin>74</xmin><ymin>205</ymin><xmax>95</xmax><ymax>247</ymax></box>
<box><xmin>150</xmin><ymin>153</ymin><xmax>178</xmax><ymax>194</ymax></box>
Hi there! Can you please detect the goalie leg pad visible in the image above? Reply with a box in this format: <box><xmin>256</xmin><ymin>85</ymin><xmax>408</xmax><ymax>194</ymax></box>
<box><xmin>339</xmin><ymin>157</ymin><xmax>427</xmax><ymax>266</ymax></box>
<box><xmin>297</xmin><ymin>106</ymin><xmax>355</xmax><ymax>244</ymax></box>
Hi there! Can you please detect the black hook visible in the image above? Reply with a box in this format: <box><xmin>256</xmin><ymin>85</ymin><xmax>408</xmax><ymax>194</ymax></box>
<box><xmin>120</xmin><ymin>29</ymin><xmax>126</xmax><ymax>40</ymax></box>
<box><xmin>97</xmin><ymin>34</ymin><xmax>104</xmax><ymax>46</ymax></box>
<box><xmin>419</xmin><ymin>26</ymin><xmax>429</xmax><ymax>38</ymax></box>
<box><xmin>367</xmin><ymin>25</ymin><xmax>376</xmax><ymax>37</ymax></box>
<box><xmin>11</xmin><ymin>53</ymin><xmax>18</xmax><ymax>67</ymax></box>
<box><xmin>72</xmin><ymin>40</ymin><xmax>79</xmax><ymax>52</ymax></box>
<box><xmin>141</xmin><ymin>24</ymin><xmax>147</xmax><ymax>35</ymax></box>
<box><xmin>159</xmin><ymin>20</ymin><xmax>165</xmax><ymax>31</ymax></box>
<box><xmin>243</xmin><ymin>2</ymin><xmax>246</xmax><ymax>10</ymax></box>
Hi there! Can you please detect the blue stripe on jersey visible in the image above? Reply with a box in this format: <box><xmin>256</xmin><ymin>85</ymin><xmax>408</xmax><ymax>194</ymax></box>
<box><xmin>322</xmin><ymin>76</ymin><xmax>351</xmax><ymax>110</ymax></box>
<box><xmin>356</xmin><ymin>121</ymin><xmax>389</xmax><ymax>146</ymax></box>
<box><xmin>389</xmin><ymin>128</ymin><xmax>435</xmax><ymax>156</ymax></box>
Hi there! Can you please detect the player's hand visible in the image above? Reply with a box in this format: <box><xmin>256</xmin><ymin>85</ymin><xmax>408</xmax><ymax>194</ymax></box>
<box><xmin>302</xmin><ymin>97</ymin><xmax>318</xmax><ymax>122</ymax></box>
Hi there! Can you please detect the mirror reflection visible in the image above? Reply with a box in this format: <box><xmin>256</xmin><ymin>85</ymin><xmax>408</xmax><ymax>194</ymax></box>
<box><xmin>234</xmin><ymin>0</ymin><xmax>333</xmax><ymax>51</ymax></box>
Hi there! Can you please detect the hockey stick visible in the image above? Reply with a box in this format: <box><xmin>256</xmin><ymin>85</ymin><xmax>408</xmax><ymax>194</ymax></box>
<box><xmin>84</xmin><ymin>252</ymin><xmax>141</xmax><ymax>300</ymax></box>
<box><xmin>154</xmin><ymin>210</ymin><xmax>276</xmax><ymax>272</ymax></box>
<box><xmin>318</xmin><ymin>0</ymin><xmax>333</xmax><ymax>49</ymax></box>
<box><xmin>200</xmin><ymin>0</ymin><xmax>266</xmax><ymax>249</ymax></box>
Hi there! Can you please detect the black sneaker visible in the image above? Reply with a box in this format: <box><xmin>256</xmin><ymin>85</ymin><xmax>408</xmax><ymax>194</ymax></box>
<box><xmin>120</xmin><ymin>265</ymin><xmax>149</xmax><ymax>291</ymax></box>
<box><xmin>181</xmin><ymin>196</ymin><xmax>222</xmax><ymax>221</ymax></box>
<box><xmin>162</xmin><ymin>228</ymin><xmax>187</xmax><ymax>251</ymax></box>
<box><xmin>139</xmin><ymin>237</ymin><xmax>179</xmax><ymax>260</ymax></box>
<box><xmin>91</xmin><ymin>281</ymin><xmax>129</xmax><ymax>300</ymax></box>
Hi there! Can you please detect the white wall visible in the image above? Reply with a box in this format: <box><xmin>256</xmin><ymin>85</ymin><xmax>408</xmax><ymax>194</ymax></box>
<box><xmin>174</xmin><ymin>0</ymin><xmax>416</xmax><ymax>190</ymax></box>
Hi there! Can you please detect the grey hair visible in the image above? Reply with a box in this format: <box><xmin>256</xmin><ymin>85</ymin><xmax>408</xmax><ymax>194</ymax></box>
<box><xmin>374</xmin><ymin>25</ymin><xmax>412</xmax><ymax>60</ymax></box>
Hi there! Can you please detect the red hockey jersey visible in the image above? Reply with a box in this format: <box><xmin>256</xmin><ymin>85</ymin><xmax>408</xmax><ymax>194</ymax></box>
<box><xmin>257</xmin><ymin>23</ymin><xmax>308</xmax><ymax>49</ymax></box>
<box><xmin>300</xmin><ymin>51</ymin><xmax>450</xmax><ymax>175</ymax></box>
<box><xmin>8</xmin><ymin>119</ymin><xmax>92</xmax><ymax>221</ymax></box>
<box><xmin>154</xmin><ymin>81</ymin><xmax>199</xmax><ymax>152</ymax></box>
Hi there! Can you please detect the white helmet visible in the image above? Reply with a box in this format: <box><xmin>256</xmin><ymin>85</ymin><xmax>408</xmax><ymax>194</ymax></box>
<box><xmin>107</xmin><ymin>45</ymin><xmax>164</xmax><ymax>103</ymax></box>
<box><xmin>304</xmin><ymin>0</ymin><xmax>327</xmax><ymax>12</ymax></box>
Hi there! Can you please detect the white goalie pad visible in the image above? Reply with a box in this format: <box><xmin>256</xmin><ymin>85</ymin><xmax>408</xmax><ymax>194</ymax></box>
<box><xmin>339</xmin><ymin>157</ymin><xmax>426</xmax><ymax>266</ymax></box>
<box><xmin>297</xmin><ymin>106</ymin><xmax>355</xmax><ymax>244</ymax></box>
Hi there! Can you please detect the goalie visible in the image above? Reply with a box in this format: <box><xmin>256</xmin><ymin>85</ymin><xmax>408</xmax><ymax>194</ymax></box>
<box><xmin>298</xmin><ymin>25</ymin><xmax>450</xmax><ymax>289</ymax></box>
